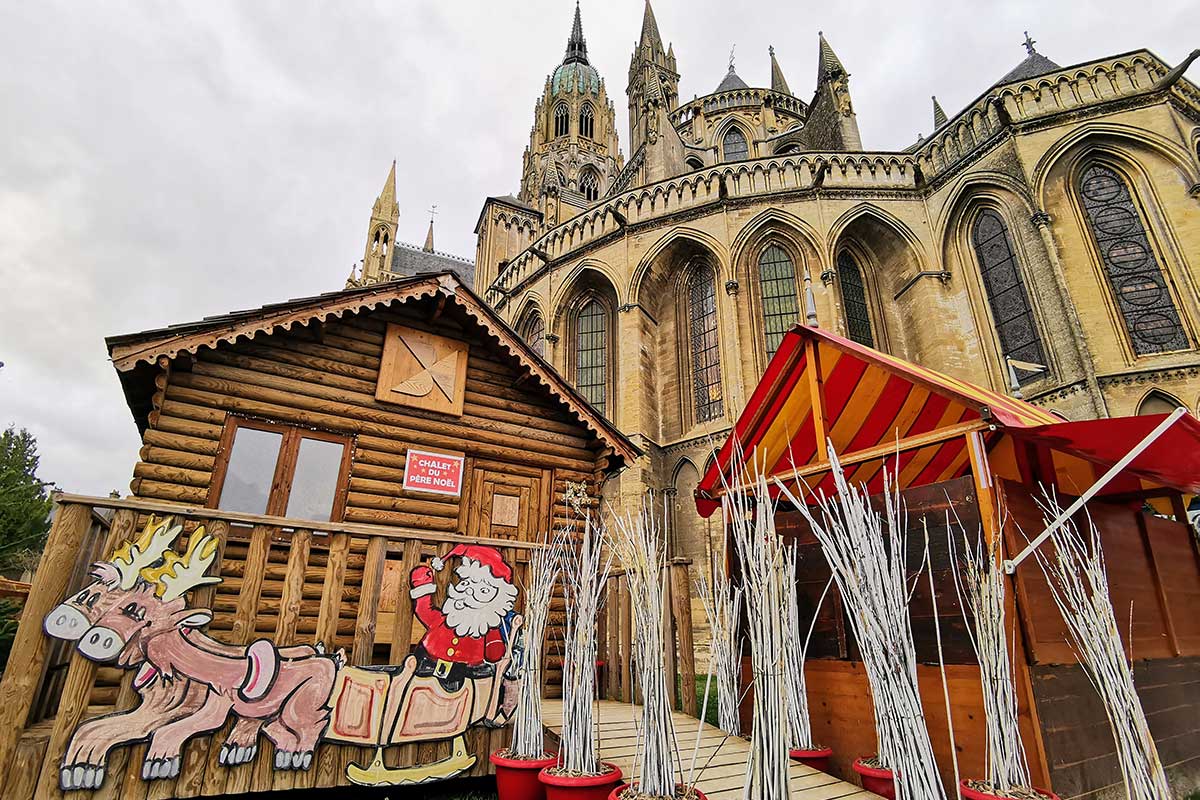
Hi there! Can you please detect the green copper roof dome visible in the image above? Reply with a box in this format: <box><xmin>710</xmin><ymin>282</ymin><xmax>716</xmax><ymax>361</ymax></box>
<box><xmin>551</xmin><ymin>3</ymin><xmax>600</xmax><ymax>95</ymax></box>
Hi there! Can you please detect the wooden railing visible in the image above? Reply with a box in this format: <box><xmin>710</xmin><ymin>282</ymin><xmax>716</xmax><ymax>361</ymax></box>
<box><xmin>598</xmin><ymin>558</ymin><xmax>698</xmax><ymax>717</ymax></box>
<box><xmin>0</xmin><ymin>493</ymin><xmax>553</xmax><ymax>800</ymax></box>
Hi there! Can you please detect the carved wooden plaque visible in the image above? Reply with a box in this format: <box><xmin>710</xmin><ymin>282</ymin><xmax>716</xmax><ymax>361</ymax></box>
<box><xmin>376</xmin><ymin>324</ymin><xmax>469</xmax><ymax>416</ymax></box>
<box><xmin>491</xmin><ymin>493</ymin><xmax>521</xmax><ymax>528</ymax></box>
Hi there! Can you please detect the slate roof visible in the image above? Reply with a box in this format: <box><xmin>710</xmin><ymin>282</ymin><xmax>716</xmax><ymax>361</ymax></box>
<box><xmin>996</xmin><ymin>51</ymin><xmax>1062</xmax><ymax>85</ymax></box>
<box><xmin>389</xmin><ymin>240</ymin><xmax>476</xmax><ymax>289</ymax></box>
<box><xmin>715</xmin><ymin>66</ymin><xmax>749</xmax><ymax>93</ymax></box>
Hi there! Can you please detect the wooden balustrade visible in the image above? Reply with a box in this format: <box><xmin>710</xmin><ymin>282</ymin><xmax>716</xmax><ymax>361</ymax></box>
<box><xmin>600</xmin><ymin>558</ymin><xmax>698</xmax><ymax>717</ymax></box>
<box><xmin>0</xmin><ymin>493</ymin><xmax>553</xmax><ymax>799</ymax></box>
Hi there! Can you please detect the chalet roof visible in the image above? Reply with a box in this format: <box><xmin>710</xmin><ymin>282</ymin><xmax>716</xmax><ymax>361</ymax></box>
<box><xmin>105</xmin><ymin>271</ymin><xmax>641</xmax><ymax>467</ymax></box>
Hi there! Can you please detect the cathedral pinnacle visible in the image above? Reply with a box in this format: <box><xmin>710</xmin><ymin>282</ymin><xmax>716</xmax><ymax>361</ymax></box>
<box><xmin>423</xmin><ymin>205</ymin><xmax>437</xmax><ymax>253</ymax></box>
<box><xmin>564</xmin><ymin>1</ymin><xmax>589</xmax><ymax>65</ymax></box>
<box><xmin>769</xmin><ymin>45</ymin><xmax>792</xmax><ymax>95</ymax></box>
<box><xmin>816</xmin><ymin>31</ymin><xmax>847</xmax><ymax>83</ymax></box>
<box><xmin>932</xmin><ymin>95</ymin><xmax>948</xmax><ymax>128</ymax></box>
<box><xmin>639</xmin><ymin>0</ymin><xmax>665</xmax><ymax>53</ymax></box>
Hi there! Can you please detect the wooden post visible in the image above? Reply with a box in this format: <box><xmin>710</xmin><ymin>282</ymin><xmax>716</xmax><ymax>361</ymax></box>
<box><xmin>1137</xmin><ymin>513</ymin><xmax>1181</xmax><ymax>657</ymax></box>
<box><xmin>662</xmin><ymin>567</ymin><xmax>678</xmax><ymax>711</ymax></box>
<box><xmin>390</xmin><ymin>539</ymin><xmax>423</xmax><ymax>663</ymax></box>
<box><xmin>0</xmin><ymin>502</ymin><xmax>93</xmax><ymax>785</ymax></box>
<box><xmin>618</xmin><ymin>576</ymin><xmax>633</xmax><ymax>703</ymax></box>
<box><xmin>804</xmin><ymin>339</ymin><xmax>827</xmax><ymax>454</ymax></box>
<box><xmin>605</xmin><ymin>579</ymin><xmax>620</xmax><ymax>701</ymax></box>
<box><xmin>353</xmin><ymin>536</ymin><xmax>388</xmax><ymax>662</ymax></box>
<box><xmin>670</xmin><ymin>559</ymin><xmax>697</xmax><ymax>717</ymax></box>
<box><xmin>33</xmin><ymin>509</ymin><xmax>137</xmax><ymax>800</ymax></box>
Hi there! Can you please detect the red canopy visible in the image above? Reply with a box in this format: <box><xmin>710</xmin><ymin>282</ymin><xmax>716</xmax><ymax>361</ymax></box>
<box><xmin>696</xmin><ymin>325</ymin><xmax>1200</xmax><ymax>516</ymax></box>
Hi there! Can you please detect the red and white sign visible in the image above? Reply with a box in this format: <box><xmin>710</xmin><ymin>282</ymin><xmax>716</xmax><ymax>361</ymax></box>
<box><xmin>403</xmin><ymin>449</ymin><xmax>465</xmax><ymax>496</ymax></box>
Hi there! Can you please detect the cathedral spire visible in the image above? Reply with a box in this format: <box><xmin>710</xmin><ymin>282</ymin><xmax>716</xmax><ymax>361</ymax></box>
<box><xmin>816</xmin><ymin>31</ymin><xmax>847</xmax><ymax>84</ymax></box>
<box><xmin>564</xmin><ymin>1</ymin><xmax>588</xmax><ymax>65</ymax></box>
<box><xmin>380</xmin><ymin>160</ymin><xmax>397</xmax><ymax>203</ymax></box>
<box><xmin>423</xmin><ymin>205</ymin><xmax>437</xmax><ymax>253</ymax></box>
<box><xmin>932</xmin><ymin>95</ymin><xmax>948</xmax><ymax>128</ymax></box>
<box><xmin>769</xmin><ymin>45</ymin><xmax>791</xmax><ymax>95</ymax></box>
<box><xmin>639</xmin><ymin>0</ymin><xmax>664</xmax><ymax>52</ymax></box>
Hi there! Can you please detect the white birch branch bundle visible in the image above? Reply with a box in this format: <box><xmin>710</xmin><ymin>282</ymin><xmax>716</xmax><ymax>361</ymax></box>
<box><xmin>725</xmin><ymin>473</ymin><xmax>791</xmax><ymax>800</ymax></box>
<box><xmin>696</xmin><ymin>556</ymin><xmax>743</xmax><ymax>737</ymax></box>
<box><xmin>608</xmin><ymin>500</ymin><xmax>678</xmax><ymax>796</ymax></box>
<box><xmin>781</xmin><ymin>544</ymin><xmax>815</xmax><ymax>751</ymax></box>
<box><xmin>558</xmin><ymin>515</ymin><xmax>613</xmax><ymax>775</ymax></box>
<box><xmin>1031</xmin><ymin>494</ymin><xmax>1169</xmax><ymax>800</ymax></box>
<box><xmin>776</xmin><ymin>444</ymin><xmax>946</xmax><ymax>800</ymax></box>
<box><xmin>510</xmin><ymin>534</ymin><xmax>563</xmax><ymax>759</ymax></box>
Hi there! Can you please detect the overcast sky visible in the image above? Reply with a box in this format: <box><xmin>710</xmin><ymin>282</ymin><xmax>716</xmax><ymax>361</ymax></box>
<box><xmin>1</xmin><ymin>0</ymin><xmax>1196</xmax><ymax>496</ymax></box>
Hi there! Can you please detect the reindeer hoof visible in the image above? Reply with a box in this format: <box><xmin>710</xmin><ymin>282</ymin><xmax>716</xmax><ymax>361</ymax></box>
<box><xmin>60</xmin><ymin>763</ymin><xmax>106</xmax><ymax>790</ymax></box>
<box><xmin>220</xmin><ymin>743</ymin><xmax>257</xmax><ymax>766</ymax></box>
<box><xmin>142</xmin><ymin>755</ymin><xmax>181</xmax><ymax>780</ymax></box>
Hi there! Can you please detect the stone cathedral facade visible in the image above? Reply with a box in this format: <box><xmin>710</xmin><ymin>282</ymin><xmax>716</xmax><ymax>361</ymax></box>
<box><xmin>365</xmin><ymin>2</ymin><xmax>1200</xmax><ymax>574</ymax></box>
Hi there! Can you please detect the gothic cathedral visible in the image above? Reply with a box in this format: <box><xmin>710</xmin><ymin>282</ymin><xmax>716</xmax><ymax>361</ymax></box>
<box><xmin>361</xmin><ymin>1</ymin><xmax>1200</xmax><ymax>577</ymax></box>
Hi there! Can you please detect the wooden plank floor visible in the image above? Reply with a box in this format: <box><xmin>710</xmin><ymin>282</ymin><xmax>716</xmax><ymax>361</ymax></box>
<box><xmin>542</xmin><ymin>700</ymin><xmax>882</xmax><ymax>800</ymax></box>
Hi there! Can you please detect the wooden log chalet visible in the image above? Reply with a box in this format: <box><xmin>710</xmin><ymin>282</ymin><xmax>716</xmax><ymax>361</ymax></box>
<box><xmin>696</xmin><ymin>324</ymin><xmax>1200</xmax><ymax>800</ymax></box>
<box><xmin>0</xmin><ymin>270</ymin><xmax>640</xmax><ymax>799</ymax></box>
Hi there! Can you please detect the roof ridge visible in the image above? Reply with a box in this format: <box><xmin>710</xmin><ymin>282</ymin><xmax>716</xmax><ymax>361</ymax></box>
<box><xmin>394</xmin><ymin>239</ymin><xmax>474</xmax><ymax>264</ymax></box>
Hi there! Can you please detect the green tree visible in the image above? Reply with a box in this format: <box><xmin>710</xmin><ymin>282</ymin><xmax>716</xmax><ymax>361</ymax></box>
<box><xmin>0</xmin><ymin>426</ymin><xmax>54</xmax><ymax>572</ymax></box>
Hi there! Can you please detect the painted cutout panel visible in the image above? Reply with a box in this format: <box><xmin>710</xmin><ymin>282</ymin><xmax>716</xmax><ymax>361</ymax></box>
<box><xmin>44</xmin><ymin>517</ymin><xmax>524</xmax><ymax>790</ymax></box>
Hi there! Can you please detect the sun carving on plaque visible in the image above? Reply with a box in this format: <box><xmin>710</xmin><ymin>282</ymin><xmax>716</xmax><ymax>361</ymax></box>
<box><xmin>376</xmin><ymin>324</ymin><xmax>469</xmax><ymax>416</ymax></box>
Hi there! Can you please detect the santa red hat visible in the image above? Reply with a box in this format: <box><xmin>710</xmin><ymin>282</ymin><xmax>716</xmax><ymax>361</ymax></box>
<box><xmin>431</xmin><ymin>544</ymin><xmax>512</xmax><ymax>582</ymax></box>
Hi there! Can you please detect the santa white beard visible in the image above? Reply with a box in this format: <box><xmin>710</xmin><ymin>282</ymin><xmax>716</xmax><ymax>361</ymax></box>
<box><xmin>443</xmin><ymin>558</ymin><xmax>518</xmax><ymax>637</ymax></box>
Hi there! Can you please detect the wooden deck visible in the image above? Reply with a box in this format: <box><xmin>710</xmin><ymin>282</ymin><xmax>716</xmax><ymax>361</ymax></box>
<box><xmin>542</xmin><ymin>700</ymin><xmax>882</xmax><ymax>800</ymax></box>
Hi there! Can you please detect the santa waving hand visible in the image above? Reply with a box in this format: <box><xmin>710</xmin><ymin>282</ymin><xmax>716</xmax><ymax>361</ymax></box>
<box><xmin>409</xmin><ymin>544</ymin><xmax>520</xmax><ymax>686</ymax></box>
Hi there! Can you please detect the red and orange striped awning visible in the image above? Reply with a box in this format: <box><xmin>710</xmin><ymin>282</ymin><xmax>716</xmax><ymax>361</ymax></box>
<box><xmin>695</xmin><ymin>325</ymin><xmax>1200</xmax><ymax>516</ymax></box>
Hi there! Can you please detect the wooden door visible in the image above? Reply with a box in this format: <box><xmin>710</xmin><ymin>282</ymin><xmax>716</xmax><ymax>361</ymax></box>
<box><xmin>463</xmin><ymin>464</ymin><xmax>553</xmax><ymax>542</ymax></box>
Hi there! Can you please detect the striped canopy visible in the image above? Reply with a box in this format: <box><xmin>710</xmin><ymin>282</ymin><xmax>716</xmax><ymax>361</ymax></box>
<box><xmin>695</xmin><ymin>325</ymin><xmax>1200</xmax><ymax>516</ymax></box>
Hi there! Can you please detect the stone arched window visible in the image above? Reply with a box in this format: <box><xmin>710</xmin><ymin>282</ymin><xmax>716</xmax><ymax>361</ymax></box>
<box><xmin>837</xmin><ymin>249</ymin><xmax>874</xmax><ymax>347</ymax></box>
<box><xmin>757</xmin><ymin>244</ymin><xmax>799</xmax><ymax>358</ymax></box>
<box><xmin>971</xmin><ymin>209</ymin><xmax>1045</xmax><ymax>381</ymax></box>
<box><xmin>579</xmin><ymin>103</ymin><xmax>595</xmax><ymax>139</ymax></box>
<box><xmin>1137</xmin><ymin>389</ymin><xmax>1181</xmax><ymax>416</ymax></box>
<box><xmin>1078</xmin><ymin>162</ymin><xmax>1188</xmax><ymax>355</ymax></box>
<box><xmin>687</xmin><ymin>262</ymin><xmax>723</xmax><ymax>422</ymax></box>
<box><xmin>575</xmin><ymin>298</ymin><xmax>609</xmax><ymax>415</ymax></box>
<box><xmin>722</xmin><ymin>127</ymin><xmax>749</xmax><ymax>162</ymax></box>
<box><xmin>554</xmin><ymin>102</ymin><xmax>570</xmax><ymax>138</ymax></box>
<box><xmin>520</xmin><ymin>310</ymin><xmax>545</xmax><ymax>358</ymax></box>
<box><xmin>580</xmin><ymin>169</ymin><xmax>600</xmax><ymax>202</ymax></box>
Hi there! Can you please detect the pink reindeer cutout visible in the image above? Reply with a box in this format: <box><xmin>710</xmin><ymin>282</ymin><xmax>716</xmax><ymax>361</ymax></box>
<box><xmin>46</xmin><ymin>517</ymin><xmax>341</xmax><ymax>790</ymax></box>
<box><xmin>44</xmin><ymin>520</ymin><xmax>527</xmax><ymax>790</ymax></box>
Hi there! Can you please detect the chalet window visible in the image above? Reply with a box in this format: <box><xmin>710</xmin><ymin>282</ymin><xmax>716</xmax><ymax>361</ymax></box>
<box><xmin>722</xmin><ymin>128</ymin><xmax>749</xmax><ymax>162</ymax></box>
<box><xmin>554</xmin><ymin>103</ymin><xmax>570</xmax><ymax>138</ymax></box>
<box><xmin>758</xmin><ymin>244</ymin><xmax>800</xmax><ymax>359</ymax></box>
<box><xmin>837</xmin><ymin>249</ymin><xmax>874</xmax><ymax>348</ymax></box>
<box><xmin>1077</xmin><ymin>162</ymin><xmax>1188</xmax><ymax>355</ymax></box>
<box><xmin>211</xmin><ymin>418</ymin><xmax>352</xmax><ymax>522</ymax></box>
<box><xmin>580</xmin><ymin>170</ymin><xmax>600</xmax><ymax>202</ymax></box>
<box><xmin>575</xmin><ymin>299</ymin><xmax>608</xmax><ymax>415</ymax></box>
<box><xmin>579</xmin><ymin>103</ymin><xmax>594</xmax><ymax>139</ymax></box>
<box><xmin>688</xmin><ymin>262</ymin><xmax>723</xmax><ymax>422</ymax></box>
<box><xmin>971</xmin><ymin>209</ymin><xmax>1046</xmax><ymax>382</ymax></box>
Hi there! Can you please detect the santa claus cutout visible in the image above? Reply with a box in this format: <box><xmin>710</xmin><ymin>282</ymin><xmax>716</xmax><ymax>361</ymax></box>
<box><xmin>409</xmin><ymin>544</ymin><xmax>521</xmax><ymax>689</ymax></box>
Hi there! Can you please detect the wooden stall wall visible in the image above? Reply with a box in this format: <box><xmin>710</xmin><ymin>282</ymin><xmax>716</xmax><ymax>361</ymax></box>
<box><xmin>1001</xmin><ymin>481</ymin><xmax>1200</xmax><ymax>799</ymax></box>
<box><xmin>771</xmin><ymin>476</ymin><xmax>1049</xmax><ymax>793</ymax></box>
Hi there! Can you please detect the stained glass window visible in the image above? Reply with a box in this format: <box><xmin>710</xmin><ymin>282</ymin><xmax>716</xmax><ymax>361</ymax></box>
<box><xmin>758</xmin><ymin>244</ymin><xmax>800</xmax><ymax>358</ymax></box>
<box><xmin>579</xmin><ymin>103</ymin><xmax>594</xmax><ymax>139</ymax></box>
<box><xmin>554</xmin><ymin>103</ymin><xmax>569</xmax><ymax>138</ymax></box>
<box><xmin>1078</xmin><ymin>163</ymin><xmax>1188</xmax><ymax>355</ymax></box>
<box><xmin>580</xmin><ymin>170</ymin><xmax>599</xmax><ymax>202</ymax></box>
<box><xmin>722</xmin><ymin>128</ymin><xmax>748</xmax><ymax>162</ymax></box>
<box><xmin>837</xmin><ymin>250</ymin><xmax>874</xmax><ymax>347</ymax></box>
<box><xmin>688</xmin><ymin>263</ymin><xmax>723</xmax><ymax>422</ymax></box>
<box><xmin>522</xmin><ymin>312</ymin><xmax>545</xmax><ymax>358</ymax></box>
<box><xmin>576</xmin><ymin>299</ymin><xmax>607</xmax><ymax>415</ymax></box>
<box><xmin>971</xmin><ymin>210</ymin><xmax>1046</xmax><ymax>382</ymax></box>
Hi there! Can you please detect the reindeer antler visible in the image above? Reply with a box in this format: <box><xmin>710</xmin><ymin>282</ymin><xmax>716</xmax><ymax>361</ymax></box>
<box><xmin>110</xmin><ymin>516</ymin><xmax>182</xmax><ymax>590</ymax></box>
<box><xmin>143</xmin><ymin>526</ymin><xmax>221</xmax><ymax>602</ymax></box>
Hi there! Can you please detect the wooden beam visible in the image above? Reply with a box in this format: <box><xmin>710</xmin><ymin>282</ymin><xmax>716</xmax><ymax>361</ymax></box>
<box><xmin>804</xmin><ymin>339</ymin><xmax>827</xmax><ymax>455</ymax></box>
<box><xmin>52</xmin><ymin>492</ymin><xmax>551</xmax><ymax>551</ymax></box>
<box><xmin>1138</xmin><ymin>513</ymin><xmax>1181</xmax><ymax>657</ymax></box>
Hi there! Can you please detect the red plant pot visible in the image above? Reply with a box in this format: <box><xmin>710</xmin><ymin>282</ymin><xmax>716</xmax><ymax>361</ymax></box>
<box><xmin>789</xmin><ymin>746</ymin><xmax>833</xmax><ymax>774</ymax></box>
<box><xmin>852</xmin><ymin>758</ymin><xmax>896</xmax><ymax>799</ymax></box>
<box><xmin>491</xmin><ymin>751</ymin><xmax>557</xmax><ymax>800</ymax></box>
<box><xmin>608</xmin><ymin>782</ymin><xmax>710</xmax><ymax>799</ymax></box>
<box><xmin>959</xmin><ymin>779</ymin><xmax>1061</xmax><ymax>800</ymax></box>
<box><xmin>538</xmin><ymin>762</ymin><xmax>623</xmax><ymax>800</ymax></box>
